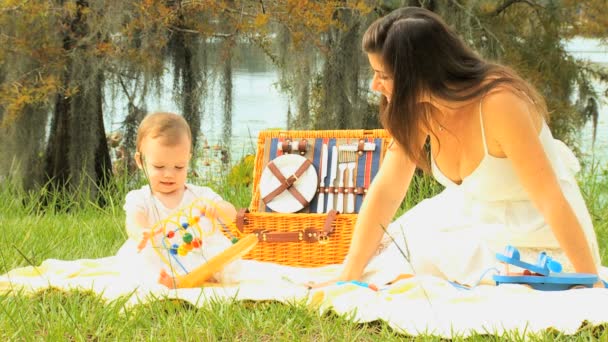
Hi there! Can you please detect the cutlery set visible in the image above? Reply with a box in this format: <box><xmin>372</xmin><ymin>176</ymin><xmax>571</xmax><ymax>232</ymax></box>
<box><xmin>317</xmin><ymin>143</ymin><xmax>367</xmax><ymax>214</ymax></box>
<box><xmin>326</xmin><ymin>146</ymin><xmax>357</xmax><ymax>214</ymax></box>
<box><xmin>262</xmin><ymin>135</ymin><xmax>382</xmax><ymax>214</ymax></box>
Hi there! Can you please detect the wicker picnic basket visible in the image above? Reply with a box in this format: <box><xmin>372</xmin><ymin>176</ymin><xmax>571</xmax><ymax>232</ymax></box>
<box><xmin>228</xmin><ymin>129</ymin><xmax>390</xmax><ymax>267</ymax></box>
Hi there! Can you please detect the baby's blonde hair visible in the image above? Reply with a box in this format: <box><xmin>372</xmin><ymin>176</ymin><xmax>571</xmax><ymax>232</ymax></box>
<box><xmin>136</xmin><ymin>112</ymin><xmax>192</xmax><ymax>152</ymax></box>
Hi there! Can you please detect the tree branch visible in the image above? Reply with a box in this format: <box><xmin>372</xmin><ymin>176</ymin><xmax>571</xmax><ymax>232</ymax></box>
<box><xmin>0</xmin><ymin>0</ymin><xmax>30</xmax><ymax>13</ymax></box>
<box><xmin>117</xmin><ymin>74</ymin><xmax>134</xmax><ymax>104</ymax></box>
<box><xmin>490</xmin><ymin>0</ymin><xmax>543</xmax><ymax>17</ymax></box>
<box><xmin>448</xmin><ymin>0</ymin><xmax>505</xmax><ymax>52</ymax></box>
<box><xmin>167</xmin><ymin>25</ymin><xmax>236</xmax><ymax>39</ymax></box>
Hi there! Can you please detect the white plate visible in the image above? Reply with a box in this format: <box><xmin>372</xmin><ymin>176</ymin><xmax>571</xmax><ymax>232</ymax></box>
<box><xmin>259</xmin><ymin>154</ymin><xmax>318</xmax><ymax>213</ymax></box>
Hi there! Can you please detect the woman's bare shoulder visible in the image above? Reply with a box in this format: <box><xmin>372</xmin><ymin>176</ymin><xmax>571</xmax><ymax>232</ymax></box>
<box><xmin>480</xmin><ymin>85</ymin><xmax>544</xmax><ymax>148</ymax></box>
<box><xmin>481</xmin><ymin>86</ymin><xmax>538</xmax><ymax>124</ymax></box>
<box><xmin>483</xmin><ymin>85</ymin><xmax>529</xmax><ymax>107</ymax></box>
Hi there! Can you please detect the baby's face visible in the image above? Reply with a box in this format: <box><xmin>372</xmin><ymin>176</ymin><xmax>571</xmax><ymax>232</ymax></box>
<box><xmin>138</xmin><ymin>136</ymin><xmax>191</xmax><ymax>196</ymax></box>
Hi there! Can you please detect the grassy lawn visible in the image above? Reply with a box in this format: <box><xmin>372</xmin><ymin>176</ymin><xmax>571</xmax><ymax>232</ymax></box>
<box><xmin>1</xmin><ymin>164</ymin><xmax>607</xmax><ymax>341</ymax></box>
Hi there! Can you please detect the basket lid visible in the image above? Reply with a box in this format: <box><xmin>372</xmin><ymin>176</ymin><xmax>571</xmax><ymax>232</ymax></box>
<box><xmin>259</xmin><ymin>154</ymin><xmax>318</xmax><ymax>213</ymax></box>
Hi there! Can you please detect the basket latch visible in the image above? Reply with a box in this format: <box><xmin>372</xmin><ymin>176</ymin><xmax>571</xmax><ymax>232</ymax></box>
<box><xmin>235</xmin><ymin>208</ymin><xmax>249</xmax><ymax>233</ymax></box>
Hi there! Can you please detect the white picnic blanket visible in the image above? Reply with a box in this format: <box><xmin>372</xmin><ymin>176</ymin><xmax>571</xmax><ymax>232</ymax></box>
<box><xmin>1</xmin><ymin>255</ymin><xmax>608</xmax><ymax>338</ymax></box>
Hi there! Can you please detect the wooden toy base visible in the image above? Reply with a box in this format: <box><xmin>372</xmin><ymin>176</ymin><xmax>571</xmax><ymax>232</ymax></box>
<box><xmin>161</xmin><ymin>234</ymin><xmax>259</xmax><ymax>289</ymax></box>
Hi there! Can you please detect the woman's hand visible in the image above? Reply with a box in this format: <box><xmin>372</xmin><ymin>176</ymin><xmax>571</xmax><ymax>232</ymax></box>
<box><xmin>593</xmin><ymin>280</ymin><xmax>606</xmax><ymax>289</ymax></box>
<box><xmin>306</xmin><ymin>271</ymin><xmax>358</xmax><ymax>289</ymax></box>
<box><xmin>306</xmin><ymin>279</ymin><xmax>380</xmax><ymax>291</ymax></box>
<box><xmin>306</xmin><ymin>279</ymin><xmax>341</xmax><ymax>289</ymax></box>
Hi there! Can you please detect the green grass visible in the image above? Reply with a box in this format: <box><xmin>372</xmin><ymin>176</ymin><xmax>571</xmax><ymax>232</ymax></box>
<box><xmin>1</xmin><ymin>164</ymin><xmax>607</xmax><ymax>341</ymax></box>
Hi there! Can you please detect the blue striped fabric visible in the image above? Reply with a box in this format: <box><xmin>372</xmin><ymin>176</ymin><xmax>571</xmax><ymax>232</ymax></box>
<box><xmin>355</xmin><ymin>144</ymin><xmax>367</xmax><ymax>212</ymax></box>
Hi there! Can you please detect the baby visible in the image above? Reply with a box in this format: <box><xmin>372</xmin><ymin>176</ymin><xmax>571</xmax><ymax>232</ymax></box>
<box><xmin>116</xmin><ymin>111</ymin><xmax>241</xmax><ymax>288</ymax></box>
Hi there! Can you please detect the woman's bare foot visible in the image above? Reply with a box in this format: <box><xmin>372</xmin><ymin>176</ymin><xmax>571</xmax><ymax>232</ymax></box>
<box><xmin>159</xmin><ymin>269</ymin><xmax>179</xmax><ymax>289</ymax></box>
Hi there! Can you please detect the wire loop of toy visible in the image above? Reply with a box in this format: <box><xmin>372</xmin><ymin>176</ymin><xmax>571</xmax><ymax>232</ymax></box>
<box><xmin>146</xmin><ymin>197</ymin><xmax>241</xmax><ymax>276</ymax></box>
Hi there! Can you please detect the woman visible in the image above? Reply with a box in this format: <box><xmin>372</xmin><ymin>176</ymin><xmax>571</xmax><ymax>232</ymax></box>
<box><xmin>335</xmin><ymin>7</ymin><xmax>602</xmax><ymax>287</ymax></box>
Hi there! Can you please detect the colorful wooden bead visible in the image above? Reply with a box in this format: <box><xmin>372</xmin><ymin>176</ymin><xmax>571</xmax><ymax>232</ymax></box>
<box><xmin>183</xmin><ymin>233</ymin><xmax>193</xmax><ymax>243</ymax></box>
<box><xmin>189</xmin><ymin>216</ymin><xmax>200</xmax><ymax>225</ymax></box>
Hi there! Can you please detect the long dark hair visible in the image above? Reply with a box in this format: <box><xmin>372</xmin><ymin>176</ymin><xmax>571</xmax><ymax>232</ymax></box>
<box><xmin>362</xmin><ymin>7</ymin><xmax>547</xmax><ymax>169</ymax></box>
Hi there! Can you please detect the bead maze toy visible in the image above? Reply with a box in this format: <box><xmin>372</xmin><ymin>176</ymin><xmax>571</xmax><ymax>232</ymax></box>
<box><xmin>139</xmin><ymin>197</ymin><xmax>258</xmax><ymax>287</ymax></box>
<box><xmin>493</xmin><ymin>245</ymin><xmax>598</xmax><ymax>291</ymax></box>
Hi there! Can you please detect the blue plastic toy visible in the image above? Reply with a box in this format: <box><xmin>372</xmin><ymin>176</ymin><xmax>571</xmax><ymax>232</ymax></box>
<box><xmin>493</xmin><ymin>245</ymin><xmax>598</xmax><ymax>291</ymax></box>
<box><xmin>336</xmin><ymin>280</ymin><xmax>379</xmax><ymax>291</ymax></box>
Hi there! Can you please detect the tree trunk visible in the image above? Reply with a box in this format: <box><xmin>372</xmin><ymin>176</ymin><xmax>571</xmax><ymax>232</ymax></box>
<box><xmin>172</xmin><ymin>23</ymin><xmax>202</xmax><ymax>152</ymax></box>
<box><xmin>181</xmin><ymin>39</ymin><xmax>201</xmax><ymax>151</ymax></box>
<box><xmin>45</xmin><ymin>69</ymin><xmax>72</xmax><ymax>189</ymax></box>
<box><xmin>44</xmin><ymin>0</ymin><xmax>112</xmax><ymax>201</ymax></box>
<box><xmin>0</xmin><ymin>105</ymin><xmax>48</xmax><ymax>190</ymax></box>
<box><xmin>93</xmin><ymin>72</ymin><xmax>112</xmax><ymax>190</ymax></box>
<box><xmin>318</xmin><ymin>9</ymin><xmax>360</xmax><ymax>129</ymax></box>
<box><xmin>221</xmin><ymin>39</ymin><xmax>233</xmax><ymax>167</ymax></box>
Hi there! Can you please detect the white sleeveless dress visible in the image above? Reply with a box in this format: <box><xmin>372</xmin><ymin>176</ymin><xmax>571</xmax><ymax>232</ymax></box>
<box><xmin>368</xmin><ymin>104</ymin><xmax>601</xmax><ymax>286</ymax></box>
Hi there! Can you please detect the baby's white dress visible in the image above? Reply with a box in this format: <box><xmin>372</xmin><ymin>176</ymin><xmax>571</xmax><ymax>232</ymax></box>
<box><xmin>116</xmin><ymin>184</ymin><xmax>241</xmax><ymax>284</ymax></box>
<box><xmin>369</xmin><ymin>108</ymin><xmax>601</xmax><ymax>286</ymax></box>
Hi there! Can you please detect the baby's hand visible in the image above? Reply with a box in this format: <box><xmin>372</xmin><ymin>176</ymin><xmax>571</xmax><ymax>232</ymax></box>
<box><xmin>137</xmin><ymin>228</ymin><xmax>162</xmax><ymax>252</ymax></box>
<box><xmin>200</xmin><ymin>199</ymin><xmax>221</xmax><ymax>220</ymax></box>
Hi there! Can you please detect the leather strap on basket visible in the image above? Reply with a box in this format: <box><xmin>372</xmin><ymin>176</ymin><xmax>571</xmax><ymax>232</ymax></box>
<box><xmin>262</xmin><ymin>158</ymin><xmax>312</xmax><ymax>207</ymax></box>
<box><xmin>236</xmin><ymin>208</ymin><xmax>249</xmax><ymax>232</ymax></box>
<box><xmin>298</xmin><ymin>139</ymin><xmax>308</xmax><ymax>155</ymax></box>
<box><xmin>280</xmin><ymin>139</ymin><xmax>308</xmax><ymax>155</ymax></box>
<box><xmin>235</xmin><ymin>209</ymin><xmax>338</xmax><ymax>243</ymax></box>
<box><xmin>281</xmin><ymin>139</ymin><xmax>292</xmax><ymax>154</ymax></box>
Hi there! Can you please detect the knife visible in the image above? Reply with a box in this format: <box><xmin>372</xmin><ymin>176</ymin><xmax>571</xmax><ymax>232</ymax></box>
<box><xmin>336</xmin><ymin>151</ymin><xmax>346</xmax><ymax>213</ymax></box>
<box><xmin>326</xmin><ymin>145</ymin><xmax>338</xmax><ymax>212</ymax></box>
<box><xmin>316</xmin><ymin>143</ymin><xmax>328</xmax><ymax>213</ymax></box>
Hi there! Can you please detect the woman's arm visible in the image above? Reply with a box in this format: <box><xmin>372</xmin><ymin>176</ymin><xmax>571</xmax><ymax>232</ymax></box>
<box><xmin>483</xmin><ymin>91</ymin><xmax>599</xmax><ymax>277</ymax></box>
<box><xmin>339</xmin><ymin>141</ymin><xmax>418</xmax><ymax>281</ymax></box>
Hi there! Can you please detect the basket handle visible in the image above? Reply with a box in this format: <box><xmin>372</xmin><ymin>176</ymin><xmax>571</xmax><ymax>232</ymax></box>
<box><xmin>235</xmin><ymin>209</ymin><xmax>339</xmax><ymax>243</ymax></box>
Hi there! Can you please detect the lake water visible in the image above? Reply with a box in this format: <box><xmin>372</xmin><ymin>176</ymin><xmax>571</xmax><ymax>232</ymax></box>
<box><xmin>564</xmin><ymin>37</ymin><xmax>608</xmax><ymax>165</ymax></box>
<box><xmin>104</xmin><ymin>38</ymin><xmax>607</xmax><ymax>168</ymax></box>
<box><xmin>104</xmin><ymin>59</ymin><xmax>290</xmax><ymax>166</ymax></box>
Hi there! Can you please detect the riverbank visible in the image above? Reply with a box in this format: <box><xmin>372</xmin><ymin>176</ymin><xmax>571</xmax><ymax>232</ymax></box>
<box><xmin>104</xmin><ymin>37</ymin><xmax>608</xmax><ymax>169</ymax></box>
